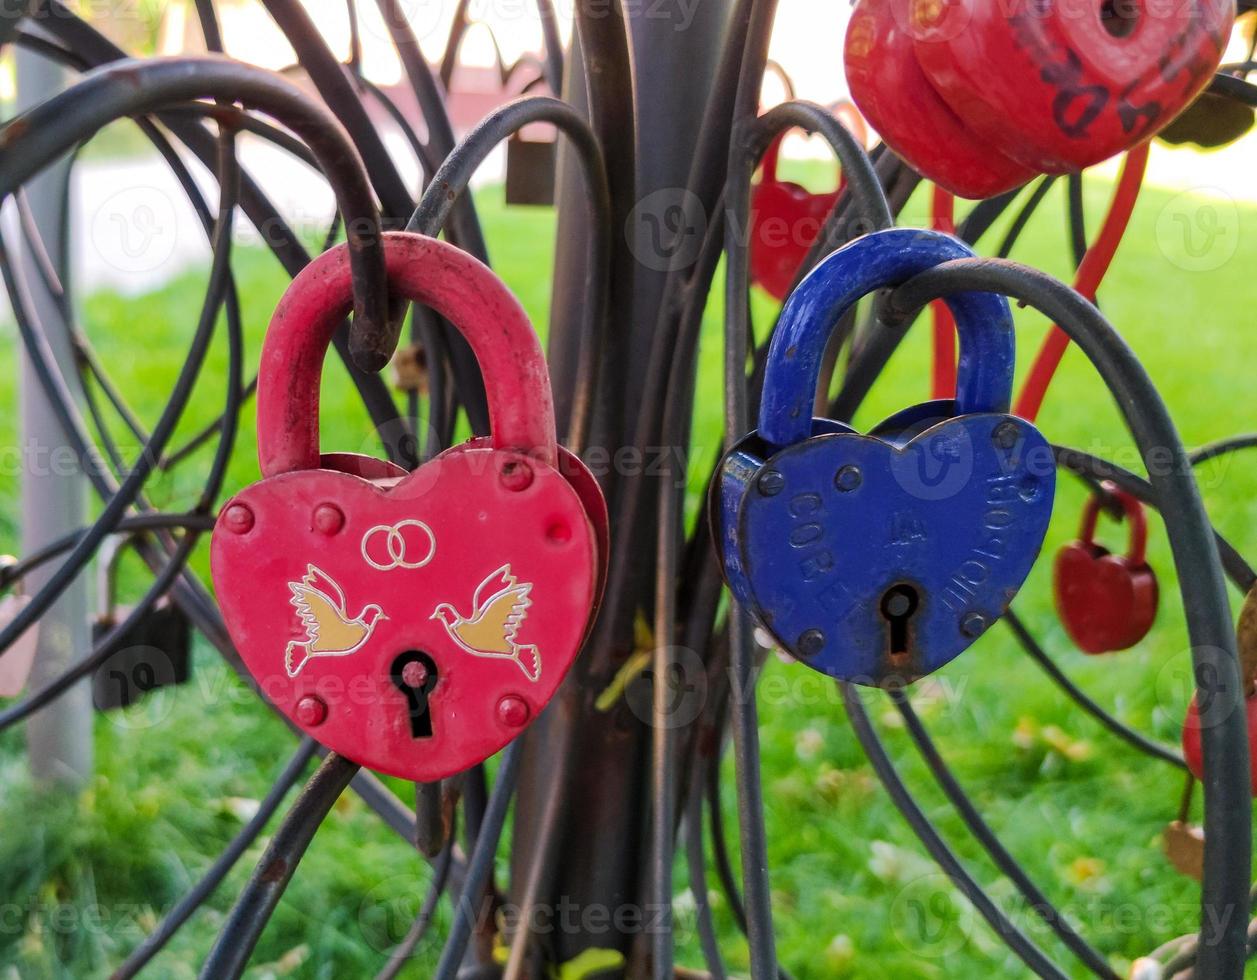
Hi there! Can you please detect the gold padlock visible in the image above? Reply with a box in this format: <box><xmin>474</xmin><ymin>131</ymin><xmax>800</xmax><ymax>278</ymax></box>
<box><xmin>1162</xmin><ymin>821</ymin><xmax>1204</xmax><ymax>881</ymax></box>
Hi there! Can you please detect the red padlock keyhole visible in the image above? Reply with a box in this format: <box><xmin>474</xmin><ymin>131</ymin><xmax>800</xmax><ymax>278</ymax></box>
<box><xmin>1053</xmin><ymin>482</ymin><xmax>1158</xmax><ymax>654</ymax></box>
<box><xmin>211</xmin><ymin>232</ymin><xmax>605</xmax><ymax>782</ymax></box>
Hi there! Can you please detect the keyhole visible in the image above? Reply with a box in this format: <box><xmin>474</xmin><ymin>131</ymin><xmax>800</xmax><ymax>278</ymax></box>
<box><xmin>390</xmin><ymin>650</ymin><xmax>439</xmax><ymax>739</ymax></box>
<box><xmin>880</xmin><ymin>584</ymin><xmax>920</xmax><ymax>660</ymax></box>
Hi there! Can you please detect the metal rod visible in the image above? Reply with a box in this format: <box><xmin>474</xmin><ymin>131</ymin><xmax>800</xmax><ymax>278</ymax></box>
<box><xmin>199</xmin><ymin>754</ymin><xmax>361</xmax><ymax>979</ymax></box>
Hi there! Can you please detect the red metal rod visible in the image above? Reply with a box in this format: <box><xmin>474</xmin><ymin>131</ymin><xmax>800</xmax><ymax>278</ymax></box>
<box><xmin>1014</xmin><ymin>144</ymin><xmax>1149</xmax><ymax>421</ymax></box>
<box><xmin>930</xmin><ymin>185</ymin><xmax>957</xmax><ymax>399</ymax></box>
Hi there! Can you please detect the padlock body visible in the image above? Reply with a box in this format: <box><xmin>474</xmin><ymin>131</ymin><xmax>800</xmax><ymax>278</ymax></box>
<box><xmin>718</xmin><ymin>413</ymin><xmax>1054</xmax><ymax>684</ymax></box>
<box><xmin>211</xmin><ymin>444</ymin><xmax>598</xmax><ymax>782</ymax></box>
<box><xmin>92</xmin><ymin>600</ymin><xmax>192</xmax><ymax>710</ymax></box>
<box><xmin>1183</xmin><ymin>693</ymin><xmax>1257</xmax><ymax>797</ymax></box>
<box><xmin>844</xmin><ymin>0</ymin><xmax>1034</xmax><ymax>198</ymax></box>
<box><xmin>750</xmin><ymin>180</ymin><xmax>840</xmax><ymax>300</ymax></box>
<box><xmin>912</xmin><ymin>0</ymin><xmax>1234</xmax><ymax>172</ymax></box>
<box><xmin>505</xmin><ymin>137</ymin><xmax>557</xmax><ymax>206</ymax></box>
<box><xmin>1053</xmin><ymin>543</ymin><xmax>1158</xmax><ymax>653</ymax></box>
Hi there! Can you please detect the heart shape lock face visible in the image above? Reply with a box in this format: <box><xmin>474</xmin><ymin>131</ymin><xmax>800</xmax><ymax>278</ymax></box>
<box><xmin>212</xmin><ymin>445</ymin><xmax>596</xmax><ymax>782</ymax></box>
<box><xmin>731</xmin><ymin>415</ymin><xmax>1053</xmax><ymax>683</ymax></box>
<box><xmin>750</xmin><ymin>181</ymin><xmax>840</xmax><ymax>300</ymax></box>
<box><xmin>1053</xmin><ymin>484</ymin><xmax>1157</xmax><ymax>653</ymax></box>
<box><xmin>844</xmin><ymin>0</ymin><xmax>1034</xmax><ymax>198</ymax></box>
<box><xmin>910</xmin><ymin>0</ymin><xmax>1234</xmax><ymax>172</ymax></box>
<box><xmin>1053</xmin><ymin>547</ymin><xmax>1157</xmax><ymax>653</ymax></box>
<box><xmin>750</xmin><ymin>135</ymin><xmax>842</xmax><ymax>299</ymax></box>
<box><xmin>211</xmin><ymin>232</ymin><xmax>605</xmax><ymax>782</ymax></box>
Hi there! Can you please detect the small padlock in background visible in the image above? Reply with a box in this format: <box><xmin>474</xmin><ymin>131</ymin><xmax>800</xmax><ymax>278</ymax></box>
<box><xmin>0</xmin><ymin>555</ymin><xmax>40</xmax><ymax>698</ymax></box>
<box><xmin>504</xmin><ymin>123</ymin><xmax>557</xmax><ymax>207</ymax></box>
<box><xmin>91</xmin><ymin>535</ymin><xmax>192</xmax><ymax>711</ymax></box>
<box><xmin>1054</xmin><ymin>482</ymin><xmax>1158</xmax><ymax>654</ymax></box>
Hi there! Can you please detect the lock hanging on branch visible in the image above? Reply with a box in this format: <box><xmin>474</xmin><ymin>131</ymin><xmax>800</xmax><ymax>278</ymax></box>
<box><xmin>1054</xmin><ymin>481</ymin><xmax>1159</xmax><ymax>654</ymax></box>
<box><xmin>845</xmin><ymin>0</ymin><xmax>1235</xmax><ymax>196</ymax></box>
<box><xmin>210</xmin><ymin>232</ymin><xmax>607</xmax><ymax>783</ymax></box>
<box><xmin>712</xmin><ymin>228</ymin><xmax>1056</xmax><ymax>686</ymax></box>
<box><xmin>91</xmin><ymin>535</ymin><xmax>193</xmax><ymax>712</ymax></box>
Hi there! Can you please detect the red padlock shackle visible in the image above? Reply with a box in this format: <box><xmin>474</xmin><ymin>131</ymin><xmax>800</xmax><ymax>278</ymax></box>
<box><xmin>258</xmin><ymin>232</ymin><xmax>556</xmax><ymax>477</ymax></box>
<box><xmin>757</xmin><ymin>104</ymin><xmax>864</xmax><ymax>187</ymax></box>
<box><xmin>1079</xmin><ymin>481</ymin><xmax>1148</xmax><ymax>565</ymax></box>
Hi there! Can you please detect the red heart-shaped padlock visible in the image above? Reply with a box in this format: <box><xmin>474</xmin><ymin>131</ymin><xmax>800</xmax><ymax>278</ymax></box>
<box><xmin>911</xmin><ymin>0</ymin><xmax>1234</xmax><ymax>173</ymax></box>
<box><xmin>211</xmin><ymin>232</ymin><xmax>605</xmax><ymax>782</ymax></box>
<box><xmin>1053</xmin><ymin>483</ymin><xmax>1158</xmax><ymax>654</ymax></box>
<box><xmin>844</xmin><ymin>0</ymin><xmax>1035</xmax><ymax>199</ymax></box>
<box><xmin>1182</xmin><ymin>693</ymin><xmax>1257</xmax><ymax>796</ymax></box>
<box><xmin>1183</xmin><ymin>585</ymin><xmax>1257</xmax><ymax>795</ymax></box>
<box><xmin>750</xmin><ymin>134</ymin><xmax>842</xmax><ymax>300</ymax></box>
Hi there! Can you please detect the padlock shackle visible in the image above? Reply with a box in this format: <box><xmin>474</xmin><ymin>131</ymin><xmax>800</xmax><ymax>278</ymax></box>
<box><xmin>758</xmin><ymin>228</ymin><xmax>1015</xmax><ymax>448</ymax></box>
<box><xmin>258</xmin><ymin>232</ymin><xmax>557</xmax><ymax>476</ymax></box>
<box><xmin>1079</xmin><ymin>481</ymin><xmax>1148</xmax><ymax>564</ymax></box>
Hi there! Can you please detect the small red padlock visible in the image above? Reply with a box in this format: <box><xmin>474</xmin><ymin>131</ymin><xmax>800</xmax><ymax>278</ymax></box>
<box><xmin>911</xmin><ymin>0</ymin><xmax>1234</xmax><ymax>173</ymax></box>
<box><xmin>749</xmin><ymin>133</ymin><xmax>842</xmax><ymax>300</ymax></box>
<box><xmin>211</xmin><ymin>232</ymin><xmax>606</xmax><ymax>782</ymax></box>
<box><xmin>844</xmin><ymin>0</ymin><xmax>1035</xmax><ymax>198</ymax></box>
<box><xmin>1183</xmin><ymin>585</ymin><xmax>1257</xmax><ymax>796</ymax></box>
<box><xmin>1054</xmin><ymin>483</ymin><xmax>1158</xmax><ymax>654</ymax></box>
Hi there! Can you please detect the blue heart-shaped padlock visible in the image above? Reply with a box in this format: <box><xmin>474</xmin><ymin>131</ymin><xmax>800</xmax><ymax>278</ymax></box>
<box><xmin>714</xmin><ymin>228</ymin><xmax>1055</xmax><ymax>686</ymax></box>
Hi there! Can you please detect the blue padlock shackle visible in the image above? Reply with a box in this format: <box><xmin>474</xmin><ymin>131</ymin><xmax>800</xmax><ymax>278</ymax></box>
<box><xmin>758</xmin><ymin>228</ymin><xmax>1016</xmax><ymax>449</ymax></box>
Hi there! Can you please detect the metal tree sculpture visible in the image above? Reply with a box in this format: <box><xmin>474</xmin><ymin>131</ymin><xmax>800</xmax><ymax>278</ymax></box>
<box><xmin>1</xmin><ymin>1</ymin><xmax>1256</xmax><ymax>978</ymax></box>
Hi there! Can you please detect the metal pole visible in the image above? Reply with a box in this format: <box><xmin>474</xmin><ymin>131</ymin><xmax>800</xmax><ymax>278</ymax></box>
<box><xmin>16</xmin><ymin>45</ymin><xmax>93</xmax><ymax>787</ymax></box>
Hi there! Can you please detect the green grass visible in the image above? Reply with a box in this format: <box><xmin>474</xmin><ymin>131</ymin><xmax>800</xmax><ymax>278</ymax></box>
<box><xmin>1</xmin><ymin>172</ymin><xmax>1256</xmax><ymax>978</ymax></box>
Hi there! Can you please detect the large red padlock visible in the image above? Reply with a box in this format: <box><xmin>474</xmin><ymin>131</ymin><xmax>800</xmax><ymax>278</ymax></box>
<box><xmin>749</xmin><ymin>133</ymin><xmax>843</xmax><ymax>300</ymax></box>
<box><xmin>844</xmin><ymin>0</ymin><xmax>1035</xmax><ymax>199</ymax></box>
<box><xmin>910</xmin><ymin>0</ymin><xmax>1234</xmax><ymax>173</ymax></box>
<box><xmin>211</xmin><ymin>232</ymin><xmax>606</xmax><ymax>783</ymax></box>
<box><xmin>1053</xmin><ymin>482</ymin><xmax>1158</xmax><ymax>654</ymax></box>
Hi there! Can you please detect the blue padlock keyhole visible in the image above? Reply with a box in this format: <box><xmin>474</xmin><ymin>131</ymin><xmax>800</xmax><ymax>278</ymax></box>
<box><xmin>714</xmin><ymin>229</ymin><xmax>1055</xmax><ymax>686</ymax></box>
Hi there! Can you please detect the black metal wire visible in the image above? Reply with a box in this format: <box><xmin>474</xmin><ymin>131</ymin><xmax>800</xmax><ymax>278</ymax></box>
<box><xmin>843</xmin><ymin>685</ymin><xmax>1072</xmax><ymax>978</ymax></box>
<box><xmin>890</xmin><ymin>688</ymin><xmax>1122</xmax><ymax>978</ymax></box>
<box><xmin>199</xmin><ymin>754</ymin><xmax>361</xmax><ymax>979</ymax></box>
<box><xmin>405</xmin><ymin>95</ymin><xmax>611</xmax><ymax>453</ymax></box>
<box><xmin>886</xmin><ymin>257</ymin><xmax>1253</xmax><ymax>978</ymax></box>
<box><xmin>375</xmin><ymin>826</ymin><xmax>457</xmax><ymax>980</ymax></box>
<box><xmin>996</xmin><ymin>177</ymin><xmax>1058</xmax><ymax>259</ymax></box>
<box><xmin>0</xmin><ymin>514</ymin><xmax>215</xmax><ymax>589</ymax></box>
<box><xmin>686</xmin><ymin>751</ymin><xmax>728</xmax><ymax>980</ymax></box>
<box><xmin>0</xmin><ymin>123</ymin><xmax>240</xmax><ymax>669</ymax></box>
<box><xmin>0</xmin><ymin>55</ymin><xmax>391</xmax><ymax>369</ymax></box>
<box><xmin>433</xmin><ymin>742</ymin><xmax>524</xmax><ymax>980</ymax></box>
<box><xmin>111</xmin><ymin>740</ymin><xmax>319</xmax><ymax>980</ymax></box>
<box><xmin>1007</xmin><ymin>611</ymin><xmax>1186</xmax><ymax>769</ymax></box>
<box><xmin>0</xmin><ymin>128</ymin><xmax>242</xmax><ymax>732</ymax></box>
<box><xmin>711</xmin><ymin>97</ymin><xmax>892</xmax><ymax>980</ymax></box>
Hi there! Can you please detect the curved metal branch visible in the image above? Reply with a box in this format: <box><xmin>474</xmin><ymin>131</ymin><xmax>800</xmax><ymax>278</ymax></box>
<box><xmin>886</xmin><ymin>257</ymin><xmax>1252</xmax><ymax>977</ymax></box>
<box><xmin>199</xmin><ymin>755</ymin><xmax>361</xmax><ymax>979</ymax></box>
<box><xmin>111</xmin><ymin>740</ymin><xmax>319</xmax><ymax>980</ymax></box>
<box><xmin>0</xmin><ymin>54</ymin><xmax>390</xmax><ymax>368</ymax></box>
